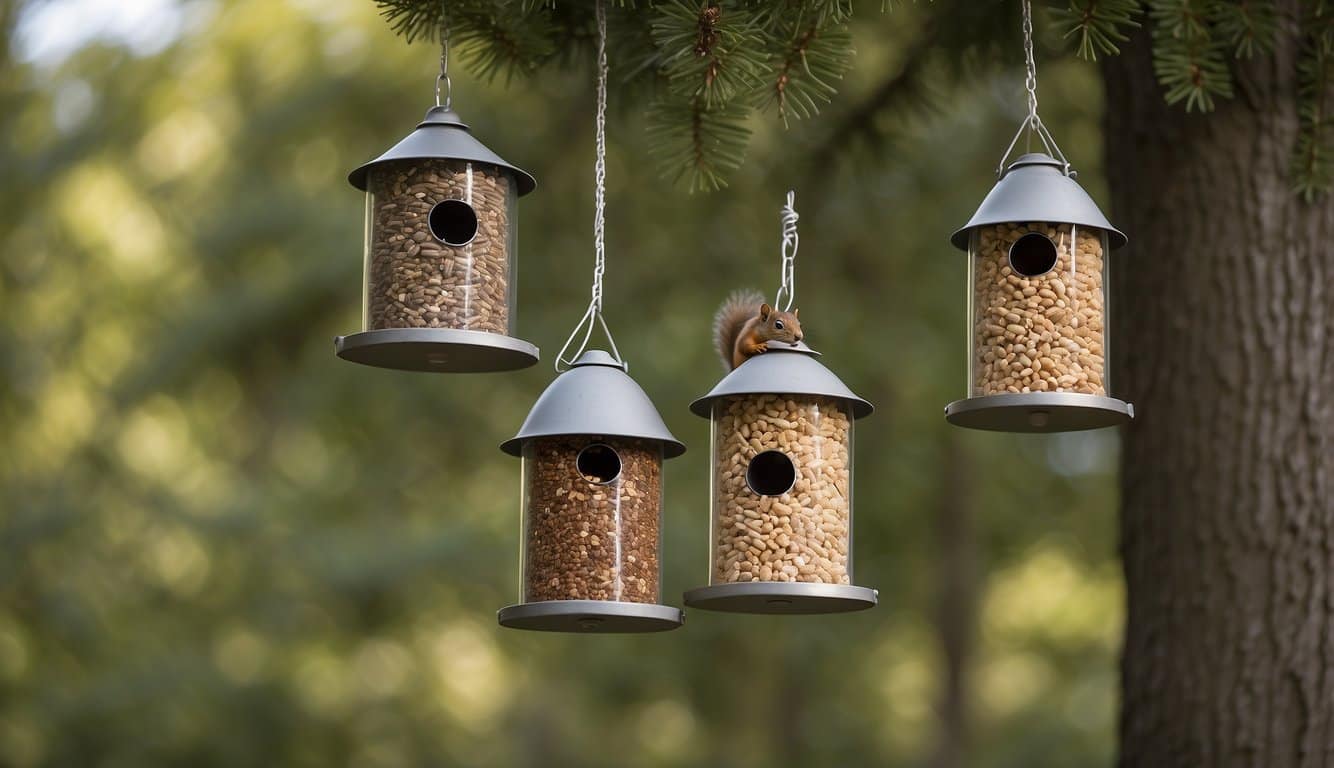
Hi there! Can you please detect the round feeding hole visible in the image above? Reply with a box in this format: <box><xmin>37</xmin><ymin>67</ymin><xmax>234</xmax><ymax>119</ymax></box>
<box><xmin>746</xmin><ymin>450</ymin><xmax>796</xmax><ymax>497</ymax></box>
<box><xmin>577</xmin><ymin>443</ymin><xmax>621</xmax><ymax>484</ymax></box>
<box><xmin>1008</xmin><ymin>232</ymin><xmax>1059</xmax><ymax>277</ymax></box>
<box><xmin>428</xmin><ymin>199</ymin><xmax>479</xmax><ymax>246</ymax></box>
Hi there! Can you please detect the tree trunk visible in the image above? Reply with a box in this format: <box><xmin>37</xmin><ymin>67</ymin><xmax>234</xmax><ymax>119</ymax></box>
<box><xmin>1102</xmin><ymin>5</ymin><xmax>1334</xmax><ymax>767</ymax></box>
<box><xmin>927</xmin><ymin>433</ymin><xmax>976</xmax><ymax>768</ymax></box>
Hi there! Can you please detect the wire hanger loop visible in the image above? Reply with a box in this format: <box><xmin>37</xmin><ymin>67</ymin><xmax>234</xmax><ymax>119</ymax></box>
<box><xmin>556</xmin><ymin>0</ymin><xmax>623</xmax><ymax>371</ymax></box>
<box><xmin>997</xmin><ymin>0</ymin><xmax>1071</xmax><ymax>177</ymax></box>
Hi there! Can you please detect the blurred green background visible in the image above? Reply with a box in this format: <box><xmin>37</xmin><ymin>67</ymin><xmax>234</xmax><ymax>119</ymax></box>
<box><xmin>0</xmin><ymin>1</ymin><xmax>1123</xmax><ymax>765</ymax></box>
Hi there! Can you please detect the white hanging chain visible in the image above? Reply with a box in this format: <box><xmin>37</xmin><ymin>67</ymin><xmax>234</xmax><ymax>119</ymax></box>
<box><xmin>435</xmin><ymin>5</ymin><xmax>452</xmax><ymax>109</ymax></box>
<box><xmin>996</xmin><ymin>0</ymin><xmax>1071</xmax><ymax>177</ymax></box>
<box><xmin>556</xmin><ymin>0</ymin><xmax>623</xmax><ymax>371</ymax></box>
<box><xmin>773</xmin><ymin>190</ymin><xmax>799</xmax><ymax>312</ymax></box>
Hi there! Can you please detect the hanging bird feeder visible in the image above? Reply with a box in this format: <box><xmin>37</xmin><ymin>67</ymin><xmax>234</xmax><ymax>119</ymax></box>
<box><xmin>683</xmin><ymin>343</ymin><xmax>877</xmax><ymax>614</ymax></box>
<box><xmin>335</xmin><ymin>30</ymin><xmax>539</xmax><ymax>372</ymax></box>
<box><xmin>945</xmin><ymin>0</ymin><xmax>1132</xmax><ymax>432</ymax></box>
<box><xmin>684</xmin><ymin>193</ymin><xmax>878</xmax><ymax>615</ymax></box>
<box><xmin>498</xmin><ymin>350</ymin><xmax>686</xmax><ymax>632</ymax></box>
<box><xmin>497</xmin><ymin>0</ymin><xmax>684</xmax><ymax>633</ymax></box>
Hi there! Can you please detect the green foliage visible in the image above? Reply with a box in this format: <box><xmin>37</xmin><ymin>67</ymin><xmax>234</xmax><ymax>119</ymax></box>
<box><xmin>1211</xmin><ymin>0</ymin><xmax>1278</xmax><ymax>58</ymax></box>
<box><xmin>1057</xmin><ymin>0</ymin><xmax>1327</xmax><ymax>194</ymax></box>
<box><xmin>758</xmin><ymin>4</ymin><xmax>855</xmax><ymax>127</ymax></box>
<box><xmin>375</xmin><ymin>0</ymin><xmax>1333</xmax><ymax>196</ymax></box>
<box><xmin>375</xmin><ymin>0</ymin><xmax>858</xmax><ymax>190</ymax></box>
<box><xmin>1147</xmin><ymin>0</ymin><xmax>1234</xmax><ymax>112</ymax></box>
<box><xmin>1294</xmin><ymin>0</ymin><xmax>1334</xmax><ymax>199</ymax></box>
<box><xmin>1050</xmin><ymin>0</ymin><xmax>1142</xmax><ymax>59</ymax></box>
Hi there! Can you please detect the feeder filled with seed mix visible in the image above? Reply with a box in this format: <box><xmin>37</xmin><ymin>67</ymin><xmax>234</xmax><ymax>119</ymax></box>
<box><xmin>945</xmin><ymin>152</ymin><xmax>1133</xmax><ymax>432</ymax></box>
<box><xmin>497</xmin><ymin>350</ymin><xmax>686</xmax><ymax>633</ymax></box>
<box><xmin>335</xmin><ymin>105</ymin><xmax>538</xmax><ymax>372</ymax></box>
<box><xmin>683</xmin><ymin>342</ymin><xmax>878</xmax><ymax>614</ymax></box>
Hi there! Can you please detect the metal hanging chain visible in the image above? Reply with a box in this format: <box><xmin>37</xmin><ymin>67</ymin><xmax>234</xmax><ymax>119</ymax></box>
<box><xmin>435</xmin><ymin>5</ymin><xmax>452</xmax><ymax>109</ymax></box>
<box><xmin>773</xmin><ymin>190</ymin><xmax>799</xmax><ymax>312</ymax></box>
<box><xmin>996</xmin><ymin>0</ymin><xmax>1071</xmax><ymax>177</ymax></box>
<box><xmin>556</xmin><ymin>0</ymin><xmax>623</xmax><ymax>371</ymax></box>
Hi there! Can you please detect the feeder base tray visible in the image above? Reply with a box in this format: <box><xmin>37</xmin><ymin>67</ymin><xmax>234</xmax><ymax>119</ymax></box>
<box><xmin>497</xmin><ymin>600</ymin><xmax>684</xmax><ymax>633</ymax></box>
<box><xmin>683</xmin><ymin>583</ymin><xmax>878</xmax><ymax>614</ymax></box>
<box><xmin>945</xmin><ymin>392</ymin><xmax>1133</xmax><ymax>432</ymax></box>
<box><xmin>335</xmin><ymin>328</ymin><xmax>539</xmax><ymax>373</ymax></box>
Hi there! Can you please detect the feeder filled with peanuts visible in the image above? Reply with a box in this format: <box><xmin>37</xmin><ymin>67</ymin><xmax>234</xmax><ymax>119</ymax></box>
<box><xmin>945</xmin><ymin>152</ymin><xmax>1133</xmax><ymax>432</ymax></box>
<box><xmin>498</xmin><ymin>350</ymin><xmax>686</xmax><ymax>633</ymax></box>
<box><xmin>683</xmin><ymin>341</ymin><xmax>877</xmax><ymax>614</ymax></box>
<box><xmin>335</xmin><ymin>105</ymin><xmax>539</xmax><ymax>372</ymax></box>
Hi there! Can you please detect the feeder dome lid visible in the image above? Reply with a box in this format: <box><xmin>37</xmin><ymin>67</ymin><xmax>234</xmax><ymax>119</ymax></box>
<box><xmin>501</xmin><ymin>350</ymin><xmax>685</xmax><ymax>458</ymax></box>
<box><xmin>690</xmin><ymin>341</ymin><xmax>873</xmax><ymax>420</ymax></box>
<box><xmin>348</xmin><ymin>106</ymin><xmax>537</xmax><ymax>196</ymax></box>
<box><xmin>950</xmin><ymin>153</ymin><xmax>1125</xmax><ymax>250</ymax></box>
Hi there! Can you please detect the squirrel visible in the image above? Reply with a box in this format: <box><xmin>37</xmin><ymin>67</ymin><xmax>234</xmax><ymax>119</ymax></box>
<box><xmin>713</xmin><ymin>289</ymin><xmax>804</xmax><ymax>370</ymax></box>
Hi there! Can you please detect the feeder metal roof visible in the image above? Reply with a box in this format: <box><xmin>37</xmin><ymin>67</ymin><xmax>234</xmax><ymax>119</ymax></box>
<box><xmin>951</xmin><ymin>153</ymin><xmax>1126</xmax><ymax>250</ymax></box>
<box><xmin>690</xmin><ymin>341</ymin><xmax>873</xmax><ymax>420</ymax></box>
<box><xmin>501</xmin><ymin>350</ymin><xmax>685</xmax><ymax>458</ymax></box>
<box><xmin>348</xmin><ymin>106</ymin><xmax>537</xmax><ymax>196</ymax></box>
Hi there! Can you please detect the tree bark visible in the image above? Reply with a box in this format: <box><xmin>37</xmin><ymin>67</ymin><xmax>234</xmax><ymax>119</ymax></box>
<box><xmin>927</xmin><ymin>433</ymin><xmax>976</xmax><ymax>768</ymax></box>
<box><xmin>1102</xmin><ymin>5</ymin><xmax>1334</xmax><ymax>766</ymax></box>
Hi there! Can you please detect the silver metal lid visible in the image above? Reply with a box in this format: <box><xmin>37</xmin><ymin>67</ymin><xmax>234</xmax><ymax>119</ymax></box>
<box><xmin>951</xmin><ymin>153</ymin><xmax>1126</xmax><ymax>250</ymax></box>
<box><xmin>348</xmin><ymin>106</ymin><xmax>537</xmax><ymax>196</ymax></box>
<box><xmin>501</xmin><ymin>350</ymin><xmax>685</xmax><ymax>458</ymax></box>
<box><xmin>690</xmin><ymin>341</ymin><xmax>873</xmax><ymax>419</ymax></box>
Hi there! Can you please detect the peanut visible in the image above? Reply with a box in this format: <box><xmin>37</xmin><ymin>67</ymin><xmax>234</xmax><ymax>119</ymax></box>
<box><xmin>366</xmin><ymin>160</ymin><xmax>513</xmax><ymax>334</ymax></box>
<box><xmin>711</xmin><ymin>395</ymin><xmax>852</xmax><ymax>586</ymax></box>
<box><xmin>523</xmin><ymin>437</ymin><xmax>662</xmax><ymax>604</ymax></box>
<box><xmin>972</xmin><ymin>222</ymin><xmax>1107</xmax><ymax>396</ymax></box>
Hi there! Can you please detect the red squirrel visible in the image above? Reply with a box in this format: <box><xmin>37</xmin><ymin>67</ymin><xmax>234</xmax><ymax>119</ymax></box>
<box><xmin>712</xmin><ymin>290</ymin><xmax>804</xmax><ymax>370</ymax></box>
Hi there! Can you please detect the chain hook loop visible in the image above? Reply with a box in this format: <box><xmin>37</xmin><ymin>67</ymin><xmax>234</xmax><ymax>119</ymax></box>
<box><xmin>773</xmin><ymin>191</ymin><xmax>799</xmax><ymax>313</ymax></box>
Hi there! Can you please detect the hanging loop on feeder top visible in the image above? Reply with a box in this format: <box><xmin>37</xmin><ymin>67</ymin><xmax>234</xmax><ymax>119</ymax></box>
<box><xmin>434</xmin><ymin>8</ymin><xmax>452</xmax><ymax>109</ymax></box>
<box><xmin>773</xmin><ymin>190</ymin><xmax>799</xmax><ymax>313</ymax></box>
<box><xmin>556</xmin><ymin>0</ymin><xmax>623</xmax><ymax>372</ymax></box>
<box><xmin>996</xmin><ymin>0</ymin><xmax>1071</xmax><ymax>178</ymax></box>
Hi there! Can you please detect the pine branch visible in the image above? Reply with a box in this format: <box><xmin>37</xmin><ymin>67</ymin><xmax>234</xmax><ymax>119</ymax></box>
<box><xmin>650</xmin><ymin>1</ymin><xmax>768</xmax><ymax>108</ymax></box>
<box><xmin>1149</xmin><ymin>0</ymin><xmax>1235</xmax><ymax>111</ymax></box>
<box><xmin>1293</xmin><ymin>0</ymin><xmax>1334</xmax><ymax>199</ymax></box>
<box><xmin>645</xmin><ymin>97</ymin><xmax>751</xmax><ymax>191</ymax></box>
<box><xmin>1211</xmin><ymin>0</ymin><xmax>1278</xmax><ymax>58</ymax></box>
<box><xmin>1050</xmin><ymin>0</ymin><xmax>1143</xmax><ymax>60</ymax></box>
<box><xmin>761</xmin><ymin>10</ymin><xmax>855</xmax><ymax>127</ymax></box>
<box><xmin>371</xmin><ymin>0</ymin><xmax>1334</xmax><ymax>195</ymax></box>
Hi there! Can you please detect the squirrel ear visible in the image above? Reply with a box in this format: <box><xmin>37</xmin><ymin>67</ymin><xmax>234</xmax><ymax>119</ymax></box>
<box><xmin>793</xmin><ymin>308</ymin><xmax>799</xmax><ymax>318</ymax></box>
<box><xmin>760</xmin><ymin>303</ymin><xmax>772</xmax><ymax>319</ymax></box>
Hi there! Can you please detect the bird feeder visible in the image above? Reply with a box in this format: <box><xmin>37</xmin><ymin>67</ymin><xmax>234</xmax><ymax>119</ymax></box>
<box><xmin>498</xmin><ymin>350</ymin><xmax>686</xmax><ymax>633</ymax></box>
<box><xmin>684</xmin><ymin>342</ymin><xmax>877</xmax><ymax>614</ymax></box>
<box><xmin>335</xmin><ymin>105</ymin><xmax>539</xmax><ymax>372</ymax></box>
<box><xmin>945</xmin><ymin>152</ymin><xmax>1133</xmax><ymax>432</ymax></box>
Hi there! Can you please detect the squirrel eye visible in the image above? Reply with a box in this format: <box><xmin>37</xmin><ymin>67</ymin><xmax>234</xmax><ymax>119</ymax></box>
<box><xmin>774</xmin><ymin>320</ymin><xmax>784</xmax><ymax>330</ymax></box>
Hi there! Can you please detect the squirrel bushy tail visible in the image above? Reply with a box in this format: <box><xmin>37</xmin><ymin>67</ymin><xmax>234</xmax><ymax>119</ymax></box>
<box><xmin>713</xmin><ymin>289</ymin><xmax>766</xmax><ymax>371</ymax></box>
